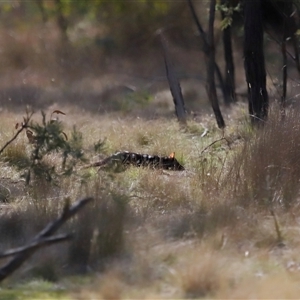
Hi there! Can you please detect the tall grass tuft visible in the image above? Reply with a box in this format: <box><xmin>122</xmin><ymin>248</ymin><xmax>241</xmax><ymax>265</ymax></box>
<box><xmin>67</xmin><ymin>187</ymin><xmax>128</xmax><ymax>272</ymax></box>
<box><xmin>228</xmin><ymin>107</ymin><xmax>300</xmax><ymax>209</ymax></box>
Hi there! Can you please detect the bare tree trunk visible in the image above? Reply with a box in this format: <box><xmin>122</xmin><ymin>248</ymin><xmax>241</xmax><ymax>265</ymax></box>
<box><xmin>187</xmin><ymin>0</ymin><xmax>229</xmax><ymax>106</ymax></box>
<box><xmin>280</xmin><ymin>0</ymin><xmax>295</xmax><ymax>110</ymax></box>
<box><xmin>286</xmin><ymin>2</ymin><xmax>300</xmax><ymax>74</ymax></box>
<box><xmin>281</xmin><ymin>30</ymin><xmax>288</xmax><ymax>114</ymax></box>
<box><xmin>54</xmin><ymin>0</ymin><xmax>68</xmax><ymax>42</ymax></box>
<box><xmin>221</xmin><ymin>0</ymin><xmax>236</xmax><ymax>105</ymax></box>
<box><xmin>159</xmin><ymin>32</ymin><xmax>187</xmax><ymax>126</ymax></box>
<box><xmin>206</xmin><ymin>0</ymin><xmax>225</xmax><ymax>128</ymax></box>
<box><xmin>291</xmin><ymin>35</ymin><xmax>300</xmax><ymax>74</ymax></box>
<box><xmin>244</xmin><ymin>0</ymin><xmax>269</xmax><ymax>125</ymax></box>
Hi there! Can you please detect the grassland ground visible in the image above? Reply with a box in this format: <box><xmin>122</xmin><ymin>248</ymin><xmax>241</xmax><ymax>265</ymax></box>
<box><xmin>1</xmin><ymin>103</ymin><xmax>300</xmax><ymax>299</ymax></box>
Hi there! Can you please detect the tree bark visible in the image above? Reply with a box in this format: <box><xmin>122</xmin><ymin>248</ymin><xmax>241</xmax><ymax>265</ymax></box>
<box><xmin>221</xmin><ymin>0</ymin><xmax>236</xmax><ymax>104</ymax></box>
<box><xmin>206</xmin><ymin>0</ymin><xmax>225</xmax><ymax>128</ymax></box>
<box><xmin>281</xmin><ymin>31</ymin><xmax>287</xmax><ymax>113</ymax></box>
<box><xmin>279</xmin><ymin>0</ymin><xmax>294</xmax><ymax>109</ymax></box>
<box><xmin>187</xmin><ymin>0</ymin><xmax>229</xmax><ymax>106</ymax></box>
<box><xmin>244</xmin><ymin>0</ymin><xmax>269</xmax><ymax>125</ymax></box>
<box><xmin>54</xmin><ymin>0</ymin><xmax>69</xmax><ymax>42</ymax></box>
<box><xmin>160</xmin><ymin>32</ymin><xmax>187</xmax><ymax>125</ymax></box>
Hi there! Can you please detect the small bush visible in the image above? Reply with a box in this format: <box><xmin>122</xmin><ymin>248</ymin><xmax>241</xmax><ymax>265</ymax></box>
<box><xmin>67</xmin><ymin>190</ymin><xmax>128</xmax><ymax>272</ymax></box>
<box><xmin>178</xmin><ymin>251</ymin><xmax>226</xmax><ymax>298</ymax></box>
<box><xmin>229</xmin><ymin>108</ymin><xmax>300</xmax><ymax>209</ymax></box>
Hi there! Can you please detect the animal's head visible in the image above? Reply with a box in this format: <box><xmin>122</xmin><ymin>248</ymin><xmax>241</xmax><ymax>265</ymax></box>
<box><xmin>163</xmin><ymin>152</ymin><xmax>184</xmax><ymax>170</ymax></box>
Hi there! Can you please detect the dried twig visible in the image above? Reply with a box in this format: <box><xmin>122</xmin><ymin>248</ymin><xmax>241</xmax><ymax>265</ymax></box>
<box><xmin>0</xmin><ymin>197</ymin><xmax>93</xmax><ymax>282</ymax></box>
<box><xmin>187</xmin><ymin>0</ymin><xmax>228</xmax><ymax>105</ymax></box>
<box><xmin>200</xmin><ymin>137</ymin><xmax>230</xmax><ymax>155</ymax></box>
<box><xmin>0</xmin><ymin>234</ymin><xmax>71</xmax><ymax>259</ymax></box>
<box><xmin>0</xmin><ymin>112</ymin><xmax>34</xmax><ymax>155</ymax></box>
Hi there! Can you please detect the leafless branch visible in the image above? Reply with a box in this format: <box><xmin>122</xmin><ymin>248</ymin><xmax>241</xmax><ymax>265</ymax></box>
<box><xmin>200</xmin><ymin>137</ymin><xmax>230</xmax><ymax>155</ymax></box>
<box><xmin>0</xmin><ymin>111</ymin><xmax>34</xmax><ymax>155</ymax></box>
<box><xmin>187</xmin><ymin>0</ymin><xmax>228</xmax><ymax>105</ymax></box>
<box><xmin>281</xmin><ymin>37</ymin><xmax>287</xmax><ymax>116</ymax></box>
<box><xmin>0</xmin><ymin>197</ymin><xmax>93</xmax><ymax>282</ymax></box>
<box><xmin>0</xmin><ymin>234</ymin><xmax>71</xmax><ymax>259</ymax></box>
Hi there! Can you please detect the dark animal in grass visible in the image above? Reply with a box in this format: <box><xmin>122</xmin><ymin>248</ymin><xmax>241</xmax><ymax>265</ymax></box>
<box><xmin>86</xmin><ymin>151</ymin><xmax>184</xmax><ymax>171</ymax></box>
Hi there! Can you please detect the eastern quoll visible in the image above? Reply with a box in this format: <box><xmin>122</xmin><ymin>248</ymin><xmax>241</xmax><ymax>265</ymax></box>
<box><xmin>87</xmin><ymin>151</ymin><xmax>184</xmax><ymax>171</ymax></box>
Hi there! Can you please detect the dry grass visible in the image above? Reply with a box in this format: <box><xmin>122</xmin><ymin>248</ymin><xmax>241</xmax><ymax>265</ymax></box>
<box><xmin>2</xmin><ymin>104</ymin><xmax>300</xmax><ymax>298</ymax></box>
<box><xmin>227</xmin><ymin>107</ymin><xmax>300</xmax><ymax>209</ymax></box>
<box><xmin>1</xmin><ymin>5</ymin><xmax>300</xmax><ymax>298</ymax></box>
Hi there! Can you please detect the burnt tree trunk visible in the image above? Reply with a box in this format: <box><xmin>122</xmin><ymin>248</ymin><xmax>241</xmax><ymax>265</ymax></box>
<box><xmin>187</xmin><ymin>0</ymin><xmax>229</xmax><ymax>106</ymax></box>
<box><xmin>280</xmin><ymin>0</ymin><xmax>300</xmax><ymax>75</ymax></box>
<box><xmin>221</xmin><ymin>0</ymin><xmax>236</xmax><ymax>104</ymax></box>
<box><xmin>206</xmin><ymin>0</ymin><xmax>225</xmax><ymax>128</ymax></box>
<box><xmin>160</xmin><ymin>32</ymin><xmax>187</xmax><ymax>125</ymax></box>
<box><xmin>279</xmin><ymin>0</ymin><xmax>295</xmax><ymax>109</ymax></box>
<box><xmin>244</xmin><ymin>0</ymin><xmax>269</xmax><ymax>125</ymax></box>
<box><xmin>54</xmin><ymin>0</ymin><xmax>69</xmax><ymax>42</ymax></box>
<box><xmin>281</xmin><ymin>24</ymin><xmax>288</xmax><ymax>112</ymax></box>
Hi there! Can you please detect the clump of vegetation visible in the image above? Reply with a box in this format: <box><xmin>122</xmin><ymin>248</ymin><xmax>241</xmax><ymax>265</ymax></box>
<box><xmin>1</xmin><ymin>106</ymin><xmax>300</xmax><ymax>298</ymax></box>
<box><xmin>67</xmin><ymin>188</ymin><xmax>128</xmax><ymax>272</ymax></box>
<box><xmin>3</xmin><ymin>110</ymin><xmax>87</xmax><ymax>185</ymax></box>
<box><xmin>0</xmin><ymin>110</ymin><xmax>130</xmax><ymax>284</ymax></box>
<box><xmin>1</xmin><ymin>0</ymin><xmax>300</xmax><ymax>297</ymax></box>
<box><xmin>228</xmin><ymin>108</ymin><xmax>300</xmax><ymax>209</ymax></box>
<box><xmin>179</xmin><ymin>251</ymin><xmax>225</xmax><ymax>298</ymax></box>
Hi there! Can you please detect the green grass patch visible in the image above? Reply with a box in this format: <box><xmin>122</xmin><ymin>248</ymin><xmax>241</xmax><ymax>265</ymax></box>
<box><xmin>0</xmin><ymin>280</ymin><xmax>69</xmax><ymax>300</ymax></box>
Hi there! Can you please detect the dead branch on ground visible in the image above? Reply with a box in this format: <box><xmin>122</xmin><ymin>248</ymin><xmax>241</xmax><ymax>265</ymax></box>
<box><xmin>0</xmin><ymin>197</ymin><xmax>93</xmax><ymax>282</ymax></box>
<box><xmin>0</xmin><ymin>234</ymin><xmax>71</xmax><ymax>259</ymax></box>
